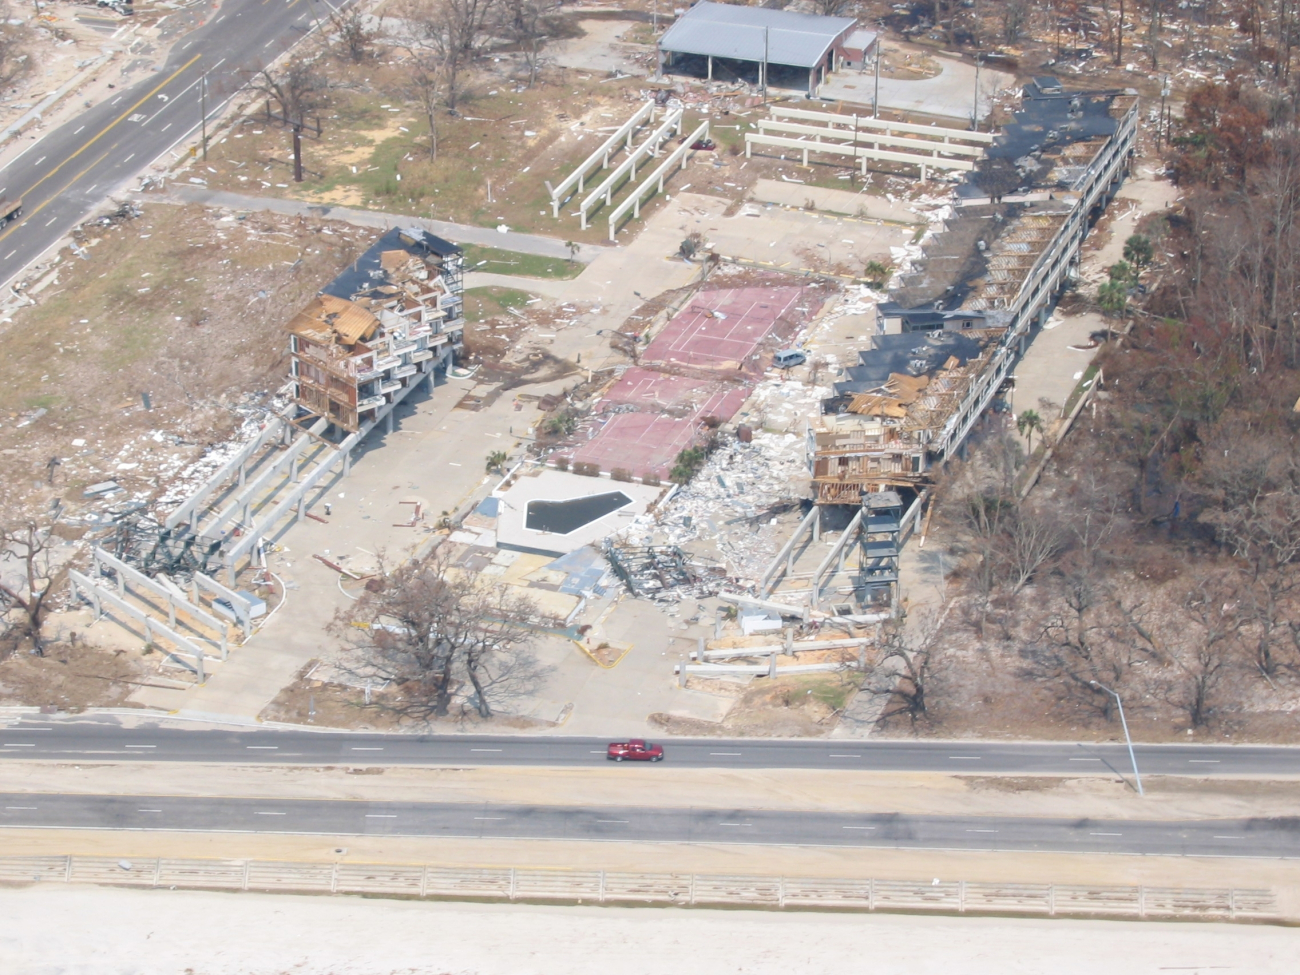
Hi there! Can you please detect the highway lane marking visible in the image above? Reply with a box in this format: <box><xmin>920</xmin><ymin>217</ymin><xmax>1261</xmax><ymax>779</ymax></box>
<box><xmin>3</xmin><ymin>744</ymin><xmax>36</xmax><ymax>748</ymax></box>
<box><xmin>161</xmin><ymin>123</ymin><xmax>172</xmax><ymax>132</ymax></box>
<box><xmin>44</xmin><ymin>216</ymin><xmax>57</xmax><ymax>226</ymax></box>
<box><xmin>124</xmin><ymin>745</ymin><xmax>156</xmax><ymax>749</ymax></box>
<box><xmin>966</xmin><ymin>829</ymin><xmax>998</xmax><ymax>833</ymax></box>
<box><xmin>709</xmin><ymin>752</ymin><xmax>742</xmax><ymax>756</ymax></box>
<box><xmin>350</xmin><ymin>747</ymin><xmax>383</xmax><ymax>751</ymax></box>
<box><xmin>3</xmin><ymin>250</ymin><xmax>13</xmax><ymax>259</ymax></box>
<box><xmin>246</xmin><ymin>746</ymin><xmax>278</xmax><ymax>750</ymax></box>
<box><xmin>589</xmin><ymin>750</ymin><xmax>605</xmax><ymax>754</ymax></box>
<box><xmin>1213</xmin><ymin>835</ymin><xmax>1244</xmax><ymax>840</ymax></box>
<box><xmin>1068</xmin><ymin>758</ymin><xmax>1101</xmax><ymax>761</ymax></box>
<box><xmin>470</xmin><ymin>748</ymin><xmax>502</xmax><ymax>752</ymax></box>
<box><xmin>254</xmin><ymin>811</ymin><xmax>286</xmax><ymax>816</ymax></box>
<box><xmin>719</xmin><ymin>823</ymin><xmax>753</xmax><ymax>827</ymax></box>
<box><xmin>34</xmin><ymin>157</ymin><xmax>45</xmax><ymax>165</ymax></box>
<box><xmin>947</xmin><ymin>756</ymin><xmax>981</xmax><ymax>760</ymax></box>
<box><xmin>596</xmin><ymin>820</ymin><xmax>629</xmax><ymax>824</ymax></box>
<box><xmin>1089</xmin><ymin>832</ymin><xmax>1122</xmax><ymax>836</ymax></box>
<box><xmin>474</xmin><ymin>817</ymin><xmax>504</xmax><ymax>821</ymax></box>
<box><xmin>829</xmin><ymin>754</ymin><xmax>861</xmax><ymax>758</ymax></box>
<box><xmin>364</xmin><ymin>814</ymin><xmax>397</xmax><ymax>819</ymax></box>
<box><xmin>1188</xmin><ymin>760</ymin><xmax>1221</xmax><ymax>763</ymax></box>
<box><xmin>74</xmin><ymin>125</ymin><xmax>84</xmax><ymax>134</ymax></box>
<box><xmin>4</xmin><ymin>806</ymin><xmax>37</xmax><ymax>810</ymax></box>
<box><xmin>123</xmin><ymin>154</ymin><xmax>134</xmax><ymax>163</ymax></box>
<box><xmin>138</xmin><ymin>809</ymin><xmax>163</xmax><ymax>813</ymax></box>
<box><xmin>841</xmin><ymin>826</ymin><xmax>876</xmax><ymax>830</ymax></box>
<box><xmin>0</xmin><ymin>54</ymin><xmax>202</xmax><ymax>245</ymax></box>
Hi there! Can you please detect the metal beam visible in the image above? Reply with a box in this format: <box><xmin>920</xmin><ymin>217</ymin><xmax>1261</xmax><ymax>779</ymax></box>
<box><xmin>164</xmin><ymin>415</ymin><xmax>288</xmax><ymax>530</ymax></box>
<box><xmin>608</xmin><ymin>120</ymin><xmax>708</xmax><ymax>239</ymax></box>
<box><xmin>69</xmin><ymin>570</ymin><xmax>208</xmax><ymax>682</ymax></box>
<box><xmin>549</xmin><ymin>101</ymin><xmax>655</xmax><ymax>216</ymax></box>
<box><xmin>758</xmin><ymin>119</ymin><xmax>985</xmax><ymax>158</ymax></box>
<box><xmin>744</xmin><ymin>133</ymin><xmax>976</xmax><ymax>175</ymax></box>
<box><xmin>771</xmin><ymin>105</ymin><xmax>996</xmax><ymax>143</ymax></box>
<box><xmin>91</xmin><ymin>548</ymin><xmax>228</xmax><ymax>659</ymax></box>
<box><xmin>579</xmin><ymin>108</ymin><xmax>683</xmax><ymax>229</ymax></box>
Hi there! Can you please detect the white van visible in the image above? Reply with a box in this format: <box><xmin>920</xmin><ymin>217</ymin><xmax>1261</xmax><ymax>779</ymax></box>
<box><xmin>774</xmin><ymin>349</ymin><xmax>806</xmax><ymax>368</ymax></box>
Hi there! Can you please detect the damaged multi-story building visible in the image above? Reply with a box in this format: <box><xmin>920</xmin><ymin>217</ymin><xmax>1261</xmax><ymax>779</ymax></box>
<box><xmin>811</xmin><ymin>79</ymin><xmax>1138</xmax><ymax>505</ymax></box>
<box><xmin>286</xmin><ymin>227</ymin><xmax>465</xmax><ymax>432</ymax></box>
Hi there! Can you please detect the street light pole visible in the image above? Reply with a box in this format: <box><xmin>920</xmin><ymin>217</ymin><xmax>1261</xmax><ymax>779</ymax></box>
<box><xmin>1090</xmin><ymin>680</ymin><xmax>1143</xmax><ymax>796</ymax></box>
<box><xmin>200</xmin><ymin>72</ymin><xmax>208</xmax><ymax>161</ymax></box>
<box><xmin>873</xmin><ymin>38</ymin><xmax>881</xmax><ymax>118</ymax></box>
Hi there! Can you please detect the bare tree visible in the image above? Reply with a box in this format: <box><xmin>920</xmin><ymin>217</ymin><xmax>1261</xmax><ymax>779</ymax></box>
<box><xmin>1157</xmin><ymin>574</ymin><xmax>1246</xmax><ymax>727</ymax></box>
<box><xmin>243</xmin><ymin>57</ymin><xmax>330</xmax><ymax>123</ymax></box>
<box><xmin>0</xmin><ymin>521</ymin><xmax>60</xmax><ymax>656</ymax></box>
<box><xmin>499</xmin><ymin>0</ymin><xmax>559</xmax><ymax>87</ymax></box>
<box><xmin>332</xmin><ymin>547</ymin><xmax>540</xmax><ymax>720</ymax></box>
<box><xmin>1002</xmin><ymin>504</ymin><xmax>1064</xmax><ymax>595</ymax></box>
<box><xmin>404</xmin><ymin>62</ymin><xmax>445</xmax><ymax>160</ymax></box>
<box><xmin>328</xmin><ymin>8</ymin><xmax>379</xmax><ymax>64</ymax></box>
<box><xmin>865</xmin><ymin>616</ymin><xmax>943</xmax><ymax>728</ymax></box>
<box><xmin>396</xmin><ymin>0</ymin><xmax>498</xmax><ymax>112</ymax></box>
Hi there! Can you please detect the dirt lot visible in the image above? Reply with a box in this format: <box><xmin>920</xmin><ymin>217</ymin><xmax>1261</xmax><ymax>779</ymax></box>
<box><xmin>0</xmin><ymin>202</ymin><xmax>378</xmax><ymax>526</ymax></box>
<box><xmin>652</xmin><ymin>671</ymin><xmax>863</xmax><ymax>737</ymax></box>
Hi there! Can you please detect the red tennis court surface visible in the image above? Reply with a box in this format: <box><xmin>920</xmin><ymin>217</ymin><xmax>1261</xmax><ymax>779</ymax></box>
<box><xmin>641</xmin><ymin>286</ymin><xmax>807</xmax><ymax>375</ymax></box>
<box><xmin>557</xmin><ymin>412</ymin><xmax>701</xmax><ymax>480</ymax></box>
<box><xmin>600</xmin><ymin>367</ymin><xmax>748</xmax><ymax>418</ymax></box>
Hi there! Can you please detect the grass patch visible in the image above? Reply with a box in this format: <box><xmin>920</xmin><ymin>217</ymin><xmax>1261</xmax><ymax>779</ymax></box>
<box><xmin>464</xmin><ymin>286</ymin><xmax>534</xmax><ymax>323</ymax></box>
<box><xmin>1061</xmin><ymin>362</ymin><xmax>1102</xmax><ymax>418</ymax></box>
<box><xmin>460</xmin><ymin>243</ymin><xmax>583</xmax><ymax>279</ymax></box>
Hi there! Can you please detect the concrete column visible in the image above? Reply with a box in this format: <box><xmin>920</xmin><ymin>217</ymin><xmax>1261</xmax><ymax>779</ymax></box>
<box><xmin>707</xmin><ymin>56</ymin><xmax>713</xmax><ymax>81</ymax></box>
<box><xmin>385</xmin><ymin>410</ymin><xmax>394</xmax><ymax>434</ymax></box>
<box><xmin>343</xmin><ymin>449</ymin><xmax>352</xmax><ymax>477</ymax></box>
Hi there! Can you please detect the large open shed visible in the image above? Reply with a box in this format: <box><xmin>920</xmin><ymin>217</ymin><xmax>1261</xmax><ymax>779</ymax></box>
<box><xmin>656</xmin><ymin>2</ymin><xmax>866</xmax><ymax>94</ymax></box>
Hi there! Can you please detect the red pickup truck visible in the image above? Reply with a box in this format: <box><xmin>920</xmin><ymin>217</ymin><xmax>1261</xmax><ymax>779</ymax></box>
<box><xmin>607</xmin><ymin>739</ymin><xmax>664</xmax><ymax>762</ymax></box>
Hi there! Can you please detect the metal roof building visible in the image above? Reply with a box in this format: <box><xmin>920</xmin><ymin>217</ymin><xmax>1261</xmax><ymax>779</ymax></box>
<box><xmin>657</xmin><ymin>2</ymin><xmax>865</xmax><ymax>93</ymax></box>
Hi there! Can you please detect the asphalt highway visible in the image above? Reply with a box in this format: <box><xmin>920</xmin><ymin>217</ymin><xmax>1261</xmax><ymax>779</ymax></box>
<box><xmin>3</xmin><ymin>718</ymin><xmax>1300</xmax><ymax>776</ymax></box>
<box><xmin>3</xmin><ymin>792</ymin><xmax>1298</xmax><ymax>858</ymax></box>
<box><xmin>0</xmin><ymin>0</ymin><xmax>347</xmax><ymax>290</ymax></box>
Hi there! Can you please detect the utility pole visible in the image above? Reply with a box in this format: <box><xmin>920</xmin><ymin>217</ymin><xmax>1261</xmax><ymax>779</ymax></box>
<box><xmin>972</xmin><ymin>53</ymin><xmax>982</xmax><ymax>132</ymax></box>
<box><xmin>1158</xmin><ymin>74</ymin><xmax>1170</xmax><ymax>150</ymax></box>
<box><xmin>200</xmin><ymin>72</ymin><xmax>208</xmax><ymax>161</ymax></box>
<box><xmin>263</xmin><ymin>102</ymin><xmax>322</xmax><ymax>184</ymax></box>
<box><xmin>762</xmin><ymin>26</ymin><xmax>769</xmax><ymax>104</ymax></box>
<box><xmin>873</xmin><ymin>38</ymin><xmax>881</xmax><ymax>119</ymax></box>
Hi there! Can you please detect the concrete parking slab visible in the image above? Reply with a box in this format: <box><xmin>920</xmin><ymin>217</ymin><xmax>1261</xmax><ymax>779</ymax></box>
<box><xmin>819</xmin><ymin>55</ymin><xmax>1016</xmax><ymax>122</ymax></box>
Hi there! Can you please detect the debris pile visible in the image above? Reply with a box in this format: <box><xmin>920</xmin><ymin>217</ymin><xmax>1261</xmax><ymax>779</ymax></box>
<box><xmin>604</xmin><ymin>543</ymin><xmax>726</xmax><ymax>601</ymax></box>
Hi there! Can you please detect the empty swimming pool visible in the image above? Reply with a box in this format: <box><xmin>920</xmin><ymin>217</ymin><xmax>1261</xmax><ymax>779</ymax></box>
<box><xmin>525</xmin><ymin>491</ymin><xmax>633</xmax><ymax>534</ymax></box>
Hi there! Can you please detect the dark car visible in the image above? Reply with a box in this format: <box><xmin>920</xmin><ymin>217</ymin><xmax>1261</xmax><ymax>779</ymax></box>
<box><xmin>607</xmin><ymin>739</ymin><xmax>664</xmax><ymax>762</ymax></box>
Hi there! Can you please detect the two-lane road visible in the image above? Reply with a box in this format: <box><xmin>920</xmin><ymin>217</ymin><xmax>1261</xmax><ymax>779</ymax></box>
<box><xmin>0</xmin><ymin>0</ymin><xmax>348</xmax><ymax>289</ymax></box>
<box><xmin>3</xmin><ymin>718</ymin><xmax>1300</xmax><ymax>776</ymax></box>
<box><xmin>4</xmin><ymin>792</ymin><xmax>1299</xmax><ymax>858</ymax></box>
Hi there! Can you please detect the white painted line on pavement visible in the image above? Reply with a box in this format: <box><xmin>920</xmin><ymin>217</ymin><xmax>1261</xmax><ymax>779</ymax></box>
<box><xmin>350</xmin><ymin>747</ymin><xmax>383</xmax><ymax>751</ymax></box>
<box><xmin>1089</xmin><ymin>832</ymin><xmax>1122</xmax><ymax>836</ymax></box>
<box><xmin>255</xmin><ymin>811</ymin><xmax>286</xmax><ymax>816</ymax></box>
<box><xmin>719</xmin><ymin>823</ymin><xmax>753</xmax><ymax>827</ymax></box>
<box><xmin>1188</xmin><ymin>759</ymin><xmax>1221</xmax><ymax>763</ymax></box>
<box><xmin>948</xmin><ymin>756</ymin><xmax>981</xmax><ymax>760</ymax></box>
<box><xmin>44</xmin><ymin>216</ymin><xmax>57</xmax><ymax>226</ymax></box>
<box><xmin>74</xmin><ymin>125</ymin><xmax>85</xmax><ymax>134</ymax></box>
<box><xmin>1213</xmin><ymin>835</ymin><xmax>1244</xmax><ymax>840</ymax></box>
<box><xmin>474</xmin><ymin>817</ymin><xmax>504</xmax><ymax>821</ymax></box>
<box><xmin>1069</xmin><ymin>758</ymin><xmax>1101</xmax><ymax>761</ymax></box>
<box><xmin>829</xmin><ymin>754</ymin><xmax>861</xmax><ymax>758</ymax></box>
<box><xmin>3</xmin><ymin>744</ymin><xmax>35</xmax><ymax>748</ymax></box>
<box><xmin>4</xmin><ymin>250</ymin><xmax>15</xmax><ymax>259</ymax></box>
<box><xmin>123</xmin><ymin>153</ymin><xmax>134</xmax><ymax>163</ymax></box>
<box><xmin>841</xmin><ymin>826</ymin><xmax>876</xmax><ymax>830</ymax></box>
<box><xmin>966</xmin><ymin>829</ymin><xmax>998</xmax><ymax>833</ymax></box>
<box><xmin>365</xmin><ymin>814</ymin><xmax>397</xmax><ymax>819</ymax></box>
<box><xmin>470</xmin><ymin>748</ymin><xmax>502</xmax><ymax>752</ymax></box>
<box><xmin>34</xmin><ymin>157</ymin><xmax>45</xmax><ymax>166</ymax></box>
<box><xmin>597</xmin><ymin>820</ymin><xmax>629</xmax><ymax>824</ymax></box>
<box><xmin>710</xmin><ymin>752</ymin><xmax>741</xmax><ymax>756</ymax></box>
<box><xmin>4</xmin><ymin>806</ymin><xmax>37</xmax><ymax>810</ymax></box>
<box><xmin>124</xmin><ymin>745</ymin><xmax>156</xmax><ymax>749</ymax></box>
<box><xmin>138</xmin><ymin>809</ymin><xmax>163</xmax><ymax>813</ymax></box>
<box><xmin>246</xmin><ymin>746</ymin><xmax>278</xmax><ymax>750</ymax></box>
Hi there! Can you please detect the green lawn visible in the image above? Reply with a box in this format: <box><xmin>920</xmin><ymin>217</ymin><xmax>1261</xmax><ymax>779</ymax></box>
<box><xmin>460</xmin><ymin>243</ymin><xmax>584</xmax><ymax>280</ymax></box>
<box><xmin>464</xmin><ymin>286</ymin><xmax>536</xmax><ymax>323</ymax></box>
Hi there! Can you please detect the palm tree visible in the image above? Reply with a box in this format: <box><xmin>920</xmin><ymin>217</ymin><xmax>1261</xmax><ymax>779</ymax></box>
<box><xmin>1017</xmin><ymin>409</ymin><xmax>1044</xmax><ymax>455</ymax></box>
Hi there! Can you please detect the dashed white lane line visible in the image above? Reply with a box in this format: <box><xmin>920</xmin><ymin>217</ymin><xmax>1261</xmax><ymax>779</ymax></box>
<box><xmin>254</xmin><ymin>811</ymin><xmax>286</xmax><ymax>816</ymax></box>
<box><xmin>470</xmin><ymin>748</ymin><xmax>502</xmax><ymax>752</ymax></box>
<box><xmin>710</xmin><ymin>752</ymin><xmax>741</xmax><ymax>756</ymax></box>
<box><xmin>841</xmin><ymin>826</ymin><xmax>876</xmax><ymax>830</ymax></box>
<box><xmin>966</xmin><ymin>829</ymin><xmax>998</xmax><ymax>833</ymax></box>
<box><xmin>1188</xmin><ymin>759</ymin><xmax>1221</xmax><ymax>763</ymax></box>
<box><xmin>246</xmin><ymin>746</ymin><xmax>278</xmax><ymax>750</ymax></box>
<box><xmin>350</xmin><ymin>747</ymin><xmax>383</xmax><ymax>751</ymax></box>
<box><xmin>718</xmin><ymin>823</ymin><xmax>753</xmax><ymax>827</ymax></box>
<box><xmin>596</xmin><ymin>820</ymin><xmax>629</xmax><ymax>824</ymax></box>
<box><xmin>474</xmin><ymin>817</ymin><xmax>504</xmax><ymax>821</ymax></box>
<box><xmin>948</xmin><ymin>756</ymin><xmax>982</xmax><ymax>760</ymax></box>
<box><xmin>3</xmin><ymin>744</ymin><xmax>35</xmax><ymax>748</ymax></box>
<box><xmin>1069</xmin><ymin>758</ymin><xmax>1101</xmax><ymax>762</ymax></box>
<box><xmin>1089</xmin><ymin>832</ymin><xmax>1122</xmax><ymax>836</ymax></box>
<box><xmin>4</xmin><ymin>806</ymin><xmax>37</xmax><ymax>811</ymax></box>
<box><xmin>138</xmin><ymin>809</ymin><xmax>163</xmax><ymax>813</ymax></box>
<box><xmin>365</xmin><ymin>814</ymin><xmax>397</xmax><ymax>819</ymax></box>
<box><xmin>124</xmin><ymin>745</ymin><xmax>156</xmax><ymax>749</ymax></box>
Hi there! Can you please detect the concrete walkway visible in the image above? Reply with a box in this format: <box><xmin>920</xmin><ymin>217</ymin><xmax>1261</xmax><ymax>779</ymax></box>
<box><xmin>749</xmin><ymin>178</ymin><xmax>922</xmax><ymax>224</ymax></box>
<box><xmin>159</xmin><ymin>186</ymin><xmax>607</xmax><ymax>263</ymax></box>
